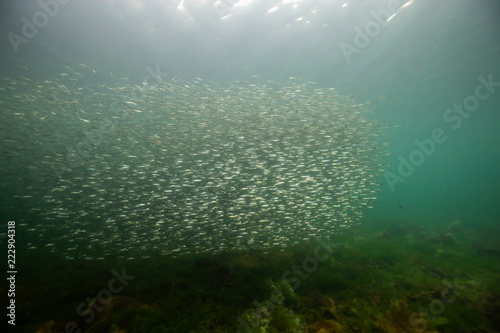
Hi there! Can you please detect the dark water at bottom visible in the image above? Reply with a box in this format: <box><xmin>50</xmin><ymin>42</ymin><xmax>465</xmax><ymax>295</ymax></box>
<box><xmin>7</xmin><ymin>217</ymin><xmax>500</xmax><ymax>333</ymax></box>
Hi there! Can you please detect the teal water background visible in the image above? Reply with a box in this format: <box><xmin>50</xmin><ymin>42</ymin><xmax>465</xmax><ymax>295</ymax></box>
<box><xmin>3</xmin><ymin>0</ymin><xmax>498</xmax><ymax>228</ymax></box>
<box><xmin>1</xmin><ymin>1</ymin><xmax>500</xmax><ymax>331</ymax></box>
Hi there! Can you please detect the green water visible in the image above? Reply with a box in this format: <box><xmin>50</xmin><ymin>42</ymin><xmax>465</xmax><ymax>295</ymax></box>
<box><xmin>1</xmin><ymin>0</ymin><xmax>499</xmax><ymax>332</ymax></box>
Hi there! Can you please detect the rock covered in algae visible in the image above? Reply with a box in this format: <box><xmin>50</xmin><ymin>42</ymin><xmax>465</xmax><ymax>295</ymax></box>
<box><xmin>380</xmin><ymin>300</ymin><xmax>439</xmax><ymax>333</ymax></box>
<box><xmin>309</xmin><ymin>318</ymin><xmax>344</xmax><ymax>333</ymax></box>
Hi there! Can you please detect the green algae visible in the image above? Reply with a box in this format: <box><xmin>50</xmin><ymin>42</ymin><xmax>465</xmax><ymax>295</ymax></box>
<box><xmin>15</xmin><ymin>220</ymin><xmax>500</xmax><ymax>332</ymax></box>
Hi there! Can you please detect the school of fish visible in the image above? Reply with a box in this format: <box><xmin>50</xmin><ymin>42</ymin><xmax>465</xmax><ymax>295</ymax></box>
<box><xmin>0</xmin><ymin>65</ymin><xmax>390</xmax><ymax>260</ymax></box>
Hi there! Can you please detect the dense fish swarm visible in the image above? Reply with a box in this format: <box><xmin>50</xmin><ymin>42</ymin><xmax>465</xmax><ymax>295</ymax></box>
<box><xmin>0</xmin><ymin>67</ymin><xmax>389</xmax><ymax>259</ymax></box>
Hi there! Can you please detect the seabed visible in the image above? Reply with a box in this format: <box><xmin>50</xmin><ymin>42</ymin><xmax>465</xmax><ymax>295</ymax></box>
<box><xmin>13</xmin><ymin>219</ymin><xmax>500</xmax><ymax>333</ymax></box>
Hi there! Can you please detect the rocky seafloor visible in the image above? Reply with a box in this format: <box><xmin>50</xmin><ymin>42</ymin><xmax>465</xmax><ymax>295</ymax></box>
<box><xmin>11</xmin><ymin>218</ymin><xmax>500</xmax><ymax>333</ymax></box>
